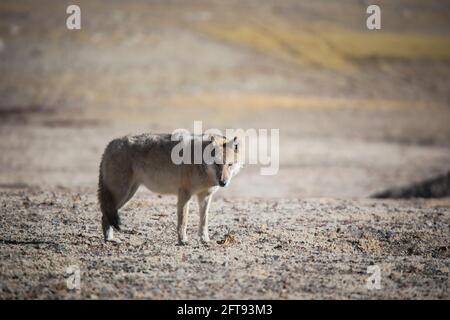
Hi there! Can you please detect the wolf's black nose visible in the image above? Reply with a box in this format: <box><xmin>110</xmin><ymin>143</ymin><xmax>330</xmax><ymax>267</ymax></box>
<box><xmin>219</xmin><ymin>180</ymin><xmax>227</xmax><ymax>187</ymax></box>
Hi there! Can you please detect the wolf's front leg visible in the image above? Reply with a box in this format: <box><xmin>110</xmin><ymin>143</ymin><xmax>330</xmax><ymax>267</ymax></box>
<box><xmin>177</xmin><ymin>189</ymin><xmax>191</xmax><ymax>245</ymax></box>
<box><xmin>197</xmin><ymin>192</ymin><xmax>213</xmax><ymax>243</ymax></box>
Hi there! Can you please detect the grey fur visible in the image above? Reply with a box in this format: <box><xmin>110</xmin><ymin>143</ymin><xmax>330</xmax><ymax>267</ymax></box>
<box><xmin>98</xmin><ymin>133</ymin><xmax>241</xmax><ymax>244</ymax></box>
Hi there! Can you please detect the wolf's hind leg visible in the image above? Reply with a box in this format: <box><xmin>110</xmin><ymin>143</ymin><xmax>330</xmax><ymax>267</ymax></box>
<box><xmin>102</xmin><ymin>214</ymin><xmax>116</xmax><ymax>242</ymax></box>
<box><xmin>103</xmin><ymin>182</ymin><xmax>139</xmax><ymax>242</ymax></box>
<box><xmin>99</xmin><ymin>178</ymin><xmax>120</xmax><ymax>242</ymax></box>
<box><xmin>99</xmin><ymin>174</ymin><xmax>138</xmax><ymax>243</ymax></box>
<box><xmin>116</xmin><ymin>183</ymin><xmax>139</xmax><ymax>209</ymax></box>
<box><xmin>177</xmin><ymin>189</ymin><xmax>191</xmax><ymax>245</ymax></box>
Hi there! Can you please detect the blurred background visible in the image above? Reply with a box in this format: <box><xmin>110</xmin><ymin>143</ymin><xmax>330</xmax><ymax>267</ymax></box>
<box><xmin>1</xmin><ymin>0</ymin><xmax>450</xmax><ymax>198</ymax></box>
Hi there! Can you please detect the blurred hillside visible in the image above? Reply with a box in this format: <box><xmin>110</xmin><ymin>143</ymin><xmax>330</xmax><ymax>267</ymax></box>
<box><xmin>1</xmin><ymin>0</ymin><xmax>450</xmax><ymax>197</ymax></box>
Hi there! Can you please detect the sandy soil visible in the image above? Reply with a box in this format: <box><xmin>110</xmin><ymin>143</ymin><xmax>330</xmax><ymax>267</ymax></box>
<box><xmin>0</xmin><ymin>189</ymin><xmax>449</xmax><ymax>299</ymax></box>
<box><xmin>0</xmin><ymin>0</ymin><xmax>449</xmax><ymax>299</ymax></box>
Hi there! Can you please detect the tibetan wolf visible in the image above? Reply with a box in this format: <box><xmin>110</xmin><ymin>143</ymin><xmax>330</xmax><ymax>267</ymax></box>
<box><xmin>98</xmin><ymin>133</ymin><xmax>241</xmax><ymax>245</ymax></box>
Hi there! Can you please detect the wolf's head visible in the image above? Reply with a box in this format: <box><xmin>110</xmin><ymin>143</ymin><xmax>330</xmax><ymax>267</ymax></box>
<box><xmin>207</xmin><ymin>135</ymin><xmax>242</xmax><ymax>187</ymax></box>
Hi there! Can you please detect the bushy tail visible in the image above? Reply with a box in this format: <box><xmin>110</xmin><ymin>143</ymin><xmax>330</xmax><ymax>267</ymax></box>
<box><xmin>98</xmin><ymin>165</ymin><xmax>121</xmax><ymax>231</ymax></box>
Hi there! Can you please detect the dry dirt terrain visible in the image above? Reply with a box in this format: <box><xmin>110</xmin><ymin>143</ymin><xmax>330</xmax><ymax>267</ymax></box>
<box><xmin>1</xmin><ymin>189</ymin><xmax>449</xmax><ymax>299</ymax></box>
<box><xmin>0</xmin><ymin>0</ymin><xmax>449</xmax><ymax>299</ymax></box>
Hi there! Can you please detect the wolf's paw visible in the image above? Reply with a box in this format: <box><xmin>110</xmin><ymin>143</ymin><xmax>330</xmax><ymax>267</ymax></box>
<box><xmin>177</xmin><ymin>239</ymin><xmax>189</xmax><ymax>246</ymax></box>
<box><xmin>104</xmin><ymin>237</ymin><xmax>122</xmax><ymax>244</ymax></box>
<box><xmin>200</xmin><ymin>235</ymin><xmax>210</xmax><ymax>244</ymax></box>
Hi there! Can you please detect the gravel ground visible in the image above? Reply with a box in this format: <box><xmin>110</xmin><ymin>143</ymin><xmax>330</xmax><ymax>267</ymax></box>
<box><xmin>0</xmin><ymin>188</ymin><xmax>448</xmax><ymax>299</ymax></box>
